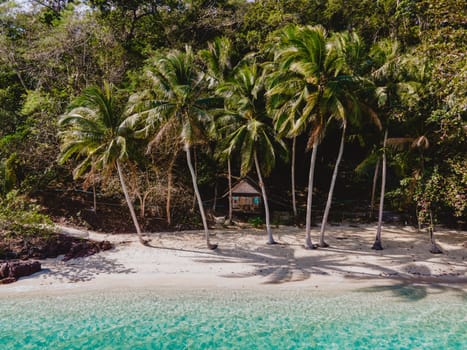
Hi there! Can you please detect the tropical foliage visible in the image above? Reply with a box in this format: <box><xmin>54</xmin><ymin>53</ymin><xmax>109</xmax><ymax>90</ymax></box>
<box><xmin>59</xmin><ymin>83</ymin><xmax>147</xmax><ymax>244</ymax></box>
<box><xmin>0</xmin><ymin>0</ymin><xmax>464</xmax><ymax>247</ymax></box>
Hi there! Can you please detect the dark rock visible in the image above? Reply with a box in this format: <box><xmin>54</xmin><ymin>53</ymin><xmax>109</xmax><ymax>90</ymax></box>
<box><xmin>1</xmin><ymin>232</ymin><xmax>112</xmax><ymax>276</ymax></box>
<box><xmin>45</xmin><ymin>235</ymin><xmax>73</xmax><ymax>258</ymax></box>
<box><xmin>63</xmin><ymin>240</ymin><xmax>113</xmax><ymax>261</ymax></box>
<box><xmin>99</xmin><ymin>241</ymin><xmax>112</xmax><ymax>251</ymax></box>
<box><xmin>0</xmin><ymin>277</ymin><xmax>16</xmax><ymax>284</ymax></box>
<box><xmin>0</xmin><ymin>260</ymin><xmax>41</xmax><ymax>282</ymax></box>
<box><xmin>8</xmin><ymin>260</ymin><xmax>41</xmax><ymax>279</ymax></box>
<box><xmin>0</xmin><ymin>263</ymin><xmax>9</xmax><ymax>279</ymax></box>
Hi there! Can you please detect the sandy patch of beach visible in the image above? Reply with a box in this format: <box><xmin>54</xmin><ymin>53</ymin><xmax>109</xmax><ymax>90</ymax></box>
<box><xmin>1</xmin><ymin>224</ymin><xmax>465</xmax><ymax>296</ymax></box>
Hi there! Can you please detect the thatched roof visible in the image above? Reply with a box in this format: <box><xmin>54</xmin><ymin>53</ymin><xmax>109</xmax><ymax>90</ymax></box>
<box><xmin>231</xmin><ymin>179</ymin><xmax>260</xmax><ymax>195</ymax></box>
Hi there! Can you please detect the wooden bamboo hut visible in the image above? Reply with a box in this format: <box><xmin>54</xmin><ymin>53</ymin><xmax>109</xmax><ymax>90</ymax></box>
<box><xmin>229</xmin><ymin>179</ymin><xmax>261</xmax><ymax>212</ymax></box>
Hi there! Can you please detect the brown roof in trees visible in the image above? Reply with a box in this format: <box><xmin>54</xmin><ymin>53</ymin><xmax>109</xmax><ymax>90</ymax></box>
<box><xmin>231</xmin><ymin>179</ymin><xmax>260</xmax><ymax>195</ymax></box>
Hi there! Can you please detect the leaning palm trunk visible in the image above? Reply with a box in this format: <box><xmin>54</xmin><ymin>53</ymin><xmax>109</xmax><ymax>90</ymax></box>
<box><xmin>428</xmin><ymin>210</ymin><xmax>442</xmax><ymax>254</ymax></box>
<box><xmin>92</xmin><ymin>184</ymin><xmax>97</xmax><ymax>212</ymax></box>
<box><xmin>254</xmin><ymin>152</ymin><xmax>276</xmax><ymax>244</ymax></box>
<box><xmin>116</xmin><ymin>160</ymin><xmax>146</xmax><ymax>245</ymax></box>
<box><xmin>184</xmin><ymin>143</ymin><xmax>217</xmax><ymax>250</ymax></box>
<box><xmin>291</xmin><ymin>136</ymin><xmax>298</xmax><ymax>218</ymax></box>
<box><xmin>166</xmin><ymin>152</ymin><xmax>177</xmax><ymax>226</ymax></box>
<box><xmin>319</xmin><ymin>124</ymin><xmax>346</xmax><ymax>247</ymax></box>
<box><xmin>191</xmin><ymin>147</ymin><xmax>198</xmax><ymax>212</ymax></box>
<box><xmin>372</xmin><ymin>130</ymin><xmax>388</xmax><ymax>250</ymax></box>
<box><xmin>370</xmin><ymin>159</ymin><xmax>380</xmax><ymax>218</ymax></box>
<box><xmin>212</xmin><ymin>181</ymin><xmax>218</xmax><ymax>211</ymax></box>
<box><xmin>227</xmin><ymin>157</ymin><xmax>233</xmax><ymax>224</ymax></box>
<box><xmin>305</xmin><ymin>141</ymin><xmax>319</xmax><ymax>249</ymax></box>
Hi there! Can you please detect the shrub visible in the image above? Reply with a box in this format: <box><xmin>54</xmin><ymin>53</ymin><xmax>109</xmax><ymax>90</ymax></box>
<box><xmin>248</xmin><ymin>216</ymin><xmax>264</xmax><ymax>228</ymax></box>
<box><xmin>0</xmin><ymin>190</ymin><xmax>53</xmax><ymax>238</ymax></box>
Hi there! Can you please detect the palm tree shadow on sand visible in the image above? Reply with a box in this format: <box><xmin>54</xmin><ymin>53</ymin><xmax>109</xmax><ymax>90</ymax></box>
<box><xmin>145</xmin><ymin>227</ymin><xmax>466</xmax><ymax>296</ymax></box>
<box><xmin>32</xmin><ymin>255</ymin><xmax>137</xmax><ymax>283</ymax></box>
<box><xmin>194</xmin><ymin>243</ymin><xmax>408</xmax><ymax>285</ymax></box>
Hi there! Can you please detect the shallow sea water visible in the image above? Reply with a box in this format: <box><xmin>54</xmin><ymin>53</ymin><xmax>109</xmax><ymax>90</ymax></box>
<box><xmin>1</xmin><ymin>285</ymin><xmax>466</xmax><ymax>349</ymax></box>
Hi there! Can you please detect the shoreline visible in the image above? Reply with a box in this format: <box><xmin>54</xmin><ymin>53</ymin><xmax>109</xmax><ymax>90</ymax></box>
<box><xmin>1</xmin><ymin>224</ymin><xmax>465</xmax><ymax>297</ymax></box>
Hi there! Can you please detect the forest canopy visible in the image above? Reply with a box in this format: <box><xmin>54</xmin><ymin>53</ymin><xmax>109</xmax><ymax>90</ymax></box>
<box><xmin>0</xmin><ymin>0</ymin><xmax>465</xmax><ymax>232</ymax></box>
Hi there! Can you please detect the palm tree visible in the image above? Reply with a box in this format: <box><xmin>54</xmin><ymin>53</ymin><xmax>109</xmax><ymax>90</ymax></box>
<box><xmin>317</xmin><ymin>32</ymin><xmax>381</xmax><ymax>247</ymax></box>
<box><xmin>128</xmin><ymin>46</ymin><xmax>219</xmax><ymax>249</ymax></box>
<box><xmin>270</xmin><ymin>25</ymin><xmax>358</xmax><ymax>248</ymax></box>
<box><xmin>382</xmin><ymin>134</ymin><xmax>438</xmax><ymax>251</ymax></box>
<box><xmin>267</xmin><ymin>81</ymin><xmax>303</xmax><ymax>220</ymax></box>
<box><xmin>354</xmin><ymin>147</ymin><xmax>381</xmax><ymax>218</ymax></box>
<box><xmin>199</xmin><ymin>37</ymin><xmax>234</xmax><ymax>89</ymax></box>
<box><xmin>58</xmin><ymin>83</ymin><xmax>146</xmax><ymax>245</ymax></box>
<box><xmin>200</xmin><ymin>37</ymin><xmax>238</xmax><ymax>224</ymax></box>
<box><xmin>373</xmin><ymin>129</ymin><xmax>388</xmax><ymax>250</ymax></box>
<box><xmin>369</xmin><ymin>39</ymin><xmax>421</xmax><ymax>250</ymax></box>
<box><xmin>219</xmin><ymin>63</ymin><xmax>287</xmax><ymax>244</ymax></box>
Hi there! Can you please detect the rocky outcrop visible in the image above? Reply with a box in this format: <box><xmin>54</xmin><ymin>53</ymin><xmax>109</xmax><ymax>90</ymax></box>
<box><xmin>0</xmin><ymin>260</ymin><xmax>41</xmax><ymax>284</ymax></box>
<box><xmin>63</xmin><ymin>240</ymin><xmax>112</xmax><ymax>261</ymax></box>
<box><xmin>0</xmin><ymin>233</ymin><xmax>112</xmax><ymax>261</ymax></box>
<box><xmin>0</xmin><ymin>233</ymin><xmax>112</xmax><ymax>284</ymax></box>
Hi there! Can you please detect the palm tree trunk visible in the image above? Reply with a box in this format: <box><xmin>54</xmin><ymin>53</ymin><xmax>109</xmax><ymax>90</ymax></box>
<box><xmin>166</xmin><ymin>152</ymin><xmax>177</xmax><ymax>226</ymax></box>
<box><xmin>227</xmin><ymin>157</ymin><xmax>233</xmax><ymax>224</ymax></box>
<box><xmin>191</xmin><ymin>146</ymin><xmax>197</xmax><ymax>212</ymax></box>
<box><xmin>319</xmin><ymin>124</ymin><xmax>346</xmax><ymax>247</ymax></box>
<box><xmin>254</xmin><ymin>151</ymin><xmax>276</xmax><ymax>244</ymax></box>
<box><xmin>184</xmin><ymin>143</ymin><xmax>217</xmax><ymax>249</ymax></box>
<box><xmin>212</xmin><ymin>180</ymin><xmax>218</xmax><ymax>211</ymax></box>
<box><xmin>370</xmin><ymin>159</ymin><xmax>380</xmax><ymax>218</ymax></box>
<box><xmin>416</xmin><ymin>208</ymin><xmax>421</xmax><ymax>232</ymax></box>
<box><xmin>372</xmin><ymin>130</ymin><xmax>388</xmax><ymax>250</ymax></box>
<box><xmin>291</xmin><ymin>136</ymin><xmax>298</xmax><ymax>218</ymax></box>
<box><xmin>116</xmin><ymin>160</ymin><xmax>146</xmax><ymax>245</ymax></box>
<box><xmin>428</xmin><ymin>210</ymin><xmax>442</xmax><ymax>254</ymax></box>
<box><xmin>305</xmin><ymin>141</ymin><xmax>318</xmax><ymax>249</ymax></box>
<box><xmin>92</xmin><ymin>184</ymin><xmax>97</xmax><ymax>212</ymax></box>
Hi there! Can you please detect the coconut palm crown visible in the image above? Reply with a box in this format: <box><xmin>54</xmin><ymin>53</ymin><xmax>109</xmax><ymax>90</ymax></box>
<box><xmin>58</xmin><ymin>82</ymin><xmax>146</xmax><ymax>245</ymax></box>
<box><xmin>126</xmin><ymin>46</ymin><xmax>220</xmax><ymax>249</ymax></box>
<box><xmin>268</xmin><ymin>25</ymin><xmax>365</xmax><ymax>248</ymax></box>
<box><xmin>219</xmin><ymin>62</ymin><xmax>287</xmax><ymax>244</ymax></box>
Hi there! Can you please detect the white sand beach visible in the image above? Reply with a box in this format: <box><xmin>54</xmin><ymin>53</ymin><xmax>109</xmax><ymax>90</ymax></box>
<box><xmin>1</xmin><ymin>224</ymin><xmax>466</xmax><ymax>296</ymax></box>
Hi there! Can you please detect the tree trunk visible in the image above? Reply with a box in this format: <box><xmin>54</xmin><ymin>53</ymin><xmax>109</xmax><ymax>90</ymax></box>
<box><xmin>319</xmin><ymin>124</ymin><xmax>346</xmax><ymax>247</ymax></box>
<box><xmin>227</xmin><ymin>157</ymin><xmax>233</xmax><ymax>224</ymax></box>
<box><xmin>372</xmin><ymin>130</ymin><xmax>387</xmax><ymax>250</ymax></box>
<box><xmin>135</xmin><ymin>193</ymin><xmax>144</xmax><ymax>217</ymax></box>
<box><xmin>212</xmin><ymin>180</ymin><xmax>218</xmax><ymax>211</ymax></box>
<box><xmin>116</xmin><ymin>160</ymin><xmax>146</xmax><ymax>245</ymax></box>
<box><xmin>429</xmin><ymin>210</ymin><xmax>442</xmax><ymax>254</ymax></box>
<box><xmin>15</xmin><ymin>69</ymin><xmax>28</xmax><ymax>91</ymax></box>
<box><xmin>254</xmin><ymin>151</ymin><xmax>276</xmax><ymax>244</ymax></box>
<box><xmin>184</xmin><ymin>143</ymin><xmax>217</xmax><ymax>250</ymax></box>
<box><xmin>8</xmin><ymin>54</ymin><xmax>28</xmax><ymax>91</ymax></box>
<box><xmin>191</xmin><ymin>146</ymin><xmax>197</xmax><ymax>212</ymax></box>
<box><xmin>166</xmin><ymin>152</ymin><xmax>177</xmax><ymax>226</ymax></box>
<box><xmin>370</xmin><ymin>158</ymin><xmax>380</xmax><ymax>218</ymax></box>
<box><xmin>305</xmin><ymin>141</ymin><xmax>318</xmax><ymax>249</ymax></box>
<box><xmin>92</xmin><ymin>184</ymin><xmax>97</xmax><ymax>212</ymax></box>
<box><xmin>142</xmin><ymin>191</ymin><xmax>151</xmax><ymax>218</ymax></box>
<box><xmin>416</xmin><ymin>207</ymin><xmax>421</xmax><ymax>232</ymax></box>
<box><xmin>291</xmin><ymin>136</ymin><xmax>298</xmax><ymax>219</ymax></box>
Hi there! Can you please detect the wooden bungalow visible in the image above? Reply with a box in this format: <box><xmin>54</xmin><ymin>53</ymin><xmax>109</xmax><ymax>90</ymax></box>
<box><xmin>229</xmin><ymin>179</ymin><xmax>262</xmax><ymax>212</ymax></box>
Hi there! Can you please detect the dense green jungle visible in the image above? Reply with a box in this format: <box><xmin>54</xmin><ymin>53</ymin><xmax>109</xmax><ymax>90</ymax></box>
<box><xmin>0</xmin><ymin>0</ymin><xmax>465</xmax><ymax>239</ymax></box>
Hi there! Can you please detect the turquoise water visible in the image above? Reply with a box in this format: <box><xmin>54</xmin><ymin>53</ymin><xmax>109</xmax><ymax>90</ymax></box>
<box><xmin>1</xmin><ymin>285</ymin><xmax>466</xmax><ymax>349</ymax></box>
